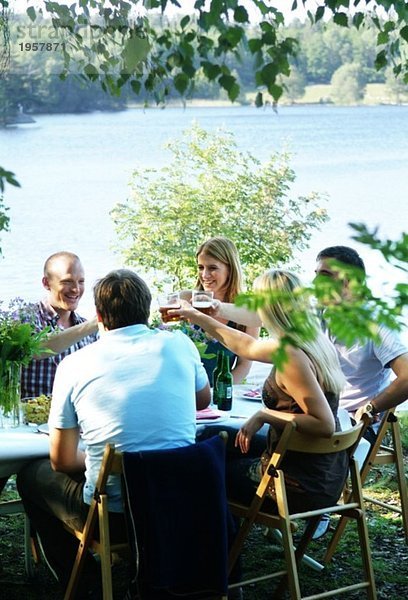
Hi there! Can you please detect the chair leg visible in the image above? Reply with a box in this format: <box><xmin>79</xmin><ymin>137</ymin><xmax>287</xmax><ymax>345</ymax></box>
<box><xmin>99</xmin><ymin>495</ymin><xmax>113</xmax><ymax>600</ymax></box>
<box><xmin>349</xmin><ymin>461</ymin><xmax>377</xmax><ymax>600</ymax></box>
<box><xmin>390</xmin><ymin>419</ymin><xmax>408</xmax><ymax>543</ymax></box>
<box><xmin>273</xmin><ymin>472</ymin><xmax>302</xmax><ymax>600</ymax></box>
<box><xmin>228</xmin><ymin>495</ymin><xmax>267</xmax><ymax>576</ymax></box>
<box><xmin>24</xmin><ymin>515</ymin><xmax>39</xmax><ymax>578</ymax></box>
<box><xmin>355</xmin><ymin>512</ymin><xmax>378</xmax><ymax>600</ymax></box>
<box><xmin>362</xmin><ymin>417</ymin><xmax>408</xmax><ymax>543</ymax></box>
<box><xmin>323</xmin><ymin>514</ymin><xmax>350</xmax><ymax>564</ymax></box>
<box><xmin>272</xmin><ymin>515</ymin><xmax>323</xmax><ymax>599</ymax></box>
<box><xmin>64</xmin><ymin>500</ymin><xmax>99</xmax><ymax>600</ymax></box>
<box><xmin>268</xmin><ymin>528</ymin><xmax>324</xmax><ymax>572</ymax></box>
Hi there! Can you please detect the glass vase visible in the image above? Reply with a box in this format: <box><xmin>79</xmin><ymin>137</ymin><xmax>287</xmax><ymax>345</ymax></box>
<box><xmin>0</xmin><ymin>362</ymin><xmax>21</xmax><ymax>428</ymax></box>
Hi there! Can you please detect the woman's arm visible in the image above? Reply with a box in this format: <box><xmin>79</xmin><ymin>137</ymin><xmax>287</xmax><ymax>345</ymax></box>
<box><xmin>230</xmin><ymin>325</ymin><xmax>260</xmax><ymax>383</ymax></box>
<box><xmin>236</xmin><ymin>348</ymin><xmax>336</xmax><ymax>453</ymax></box>
<box><xmin>213</xmin><ymin>302</ymin><xmax>263</xmax><ymax>327</ymax></box>
<box><xmin>170</xmin><ymin>303</ymin><xmax>276</xmax><ymax>362</ymax></box>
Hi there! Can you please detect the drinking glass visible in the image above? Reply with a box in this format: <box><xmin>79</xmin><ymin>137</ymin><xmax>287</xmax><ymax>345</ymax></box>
<box><xmin>158</xmin><ymin>292</ymin><xmax>181</xmax><ymax>323</ymax></box>
<box><xmin>192</xmin><ymin>291</ymin><xmax>214</xmax><ymax>314</ymax></box>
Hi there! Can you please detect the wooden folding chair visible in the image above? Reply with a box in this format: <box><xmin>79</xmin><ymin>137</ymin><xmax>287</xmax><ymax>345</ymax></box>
<box><xmin>325</xmin><ymin>408</ymin><xmax>408</xmax><ymax>564</ymax></box>
<box><xmin>64</xmin><ymin>444</ymin><xmax>129</xmax><ymax>600</ymax></box>
<box><xmin>64</xmin><ymin>432</ymin><xmax>229</xmax><ymax>600</ymax></box>
<box><xmin>228</xmin><ymin>416</ymin><xmax>377</xmax><ymax>600</ymax></box>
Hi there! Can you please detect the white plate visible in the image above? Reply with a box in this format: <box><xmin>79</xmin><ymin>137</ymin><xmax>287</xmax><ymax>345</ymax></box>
<box><xmin>37</xmin><ymin>423</ymin><xmax>49</xmax><ymax>435</ymax></box>
<box><xmin>233</xmin><ymin>385</ymin><xmax>262</xmax><ymax>401</ymax></box>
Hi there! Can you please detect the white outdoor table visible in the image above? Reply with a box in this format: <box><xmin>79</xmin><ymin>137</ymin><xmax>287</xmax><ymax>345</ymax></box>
<box><xmin>196</xmin><ymin>384</ymin><xmax>265</xmax><ymax>432</ymax></box>
<box><xmin>0</xmin><ymin>425</ymin><xmax>50</xmax><ymax>480</ymax></box>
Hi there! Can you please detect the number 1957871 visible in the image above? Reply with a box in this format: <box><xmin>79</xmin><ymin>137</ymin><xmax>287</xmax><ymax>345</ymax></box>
<box><xmin>19</xmin><ymin>42</ymin><xmax>65</xmax><ymax>51</ymax></box>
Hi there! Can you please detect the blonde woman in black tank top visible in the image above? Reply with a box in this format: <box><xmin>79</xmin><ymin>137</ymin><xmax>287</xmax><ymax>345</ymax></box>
<box><xmin>172</xmin><ymin>269</ymin><xmax>347</xmax><ymax>512</ymax></box>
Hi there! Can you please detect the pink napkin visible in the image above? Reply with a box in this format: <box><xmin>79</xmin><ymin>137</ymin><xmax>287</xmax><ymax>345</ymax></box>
<box><xmin>196</xmin><ymin>407</ymin><xmax>223</xmax><ymax>420</ymax></box>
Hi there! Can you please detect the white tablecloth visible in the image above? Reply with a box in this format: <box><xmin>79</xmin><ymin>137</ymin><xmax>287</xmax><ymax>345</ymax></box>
<box><xmin>0</xmin><ymin>426</ymin><xmax>50</xmax><ymax>479</ymax></box>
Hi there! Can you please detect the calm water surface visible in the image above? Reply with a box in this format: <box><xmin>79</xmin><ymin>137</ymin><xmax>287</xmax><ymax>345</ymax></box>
<box><xmin>1</xmin><ymin>104</ymin><xmax>407</xmax><ymax>318</ymax></box>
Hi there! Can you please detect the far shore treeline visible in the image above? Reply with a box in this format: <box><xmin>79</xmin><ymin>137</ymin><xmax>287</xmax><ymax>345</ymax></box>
<box><xmin>2</xmin><ymin>16</ymin><xmax>408</xmax><ymax>124</ymax></box>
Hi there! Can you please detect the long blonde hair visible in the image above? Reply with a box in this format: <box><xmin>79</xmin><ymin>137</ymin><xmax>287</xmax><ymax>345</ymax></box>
<box><xmin>254</xmin><ymin>269</ymin><xmax>345</xmax><ymax>394</ymax></box>
<box><xmin>195</xmin><ymin>237</ymin><xmax>244</xmax><ymax>303</ymax></box>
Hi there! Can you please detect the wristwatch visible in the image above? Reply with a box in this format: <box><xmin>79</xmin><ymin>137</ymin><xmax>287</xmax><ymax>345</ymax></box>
<box><xmin>365</xmin><ymin>402</ymin><xmax>379</xmax><ymax>417</ymax></box>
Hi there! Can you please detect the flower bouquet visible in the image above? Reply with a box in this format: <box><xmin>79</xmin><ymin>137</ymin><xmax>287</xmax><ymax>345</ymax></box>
<box><xmin>0</xmin><ymin>298</ymin><xmax>50</xmax><ymax>427</ymax></box>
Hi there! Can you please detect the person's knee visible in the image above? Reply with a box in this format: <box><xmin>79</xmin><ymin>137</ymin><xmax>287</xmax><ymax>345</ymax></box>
<box><xmin>17</xmin><ymin>458</ymin><xmax>52</xmax><ymax>498</ymax></box>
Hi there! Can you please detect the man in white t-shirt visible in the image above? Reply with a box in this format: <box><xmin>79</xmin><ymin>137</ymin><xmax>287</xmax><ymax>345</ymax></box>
<box><xmin>312</xmin><ymin>245</ymin><xmax>408</xmax><ymax>539</ymax></box>
<box><xmin>17</xmin><ymin>269</ymin><xmax>210</xmax><ymax>592</ymax></box>
<box><xmin>315</xmin><ymin>246</ymin><xmax>408</xmax><ymax>420</ymax></box>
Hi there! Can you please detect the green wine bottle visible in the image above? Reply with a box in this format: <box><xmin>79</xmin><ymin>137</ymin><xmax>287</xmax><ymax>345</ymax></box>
<box><xmin>212</xmin><ymin>350</ymin><xmax>223</xmax><ymax>406</ymax></box>
<box><xmin>216</xmin><ymin>352</ymin><xmax>233</xmax><ymax>411</ymax></box>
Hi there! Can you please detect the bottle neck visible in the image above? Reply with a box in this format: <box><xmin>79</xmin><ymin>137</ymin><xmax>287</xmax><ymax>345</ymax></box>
<box><xmin>222</xmin><ymin>351</ymin><xmax>231</xmax><ymax>375</ymax></box>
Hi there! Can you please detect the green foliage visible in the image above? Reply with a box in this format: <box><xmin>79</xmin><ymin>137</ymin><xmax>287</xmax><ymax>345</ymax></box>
<box><xmin>21</xmin><ymin>0</ymin><xmax>294</xmax><ymax>105</ymax></box>
<box><xmin>0</xmin><ymin>194</ymin><xmax>10</xmax><ymax>256</ymax></box>
<box><xmin>349</xmin><ymin>223</ymin><xmax>408</xmax><ymax>321</ymax></box>
<box><xmin>0</xmin><ymin>298</ymin><xmax>51</xmax><ymax>376</ymax></box>
<box><xmin>111</xmin><ymin>124</ymin><xmax>328</xmax><ymax>289</ymax></box>
<box><xmin>399</xmin><ymin>413</ymin><xmax>408</xmax><ymax>450</ymax></box>
<box><xmin>12</xmin><ymin>0</ymin><xmax>408</xmax><ymax>105</ymax></box>
<box><xmin>0</xmin><ymin>168</ymin><xmax>20</xmax><ymax>193</ymax></box>
<box><xmin>0</xmin><ymin>12</ymin><xmax>403</xmax><ymax>113</ymax></box>
<box><xmin>302</xmin><ymin>0</ymin><xmax>408</xmax><ymax>83</ymax></box>
<box><xmin>350</xmin><ymin>223</ymin><xmax>408</xmax><ymax>273</ymax></box>
<box><xmin>0</xmin><ymin>168</ymin><xmax>19</xmax><ymax>255</ymax></box>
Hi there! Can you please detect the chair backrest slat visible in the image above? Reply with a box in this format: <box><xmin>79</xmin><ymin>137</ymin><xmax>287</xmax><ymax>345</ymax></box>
<box><xmin>287</xmin><ymin>419</ymin><xmax>365</xmax><ymax>454</ymax></box>
<box><xmin>266</xmin><ymin>416</ymin><xmax>369</xmax><ymax>476</ymax></box>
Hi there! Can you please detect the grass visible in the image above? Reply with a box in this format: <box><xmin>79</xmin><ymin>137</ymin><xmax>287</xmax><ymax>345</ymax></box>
<box><xmin>1</xmin><ymin>416</ymin><xmax>407</xmax><ymax>599</ymax></box>
<box><xmin>1</xmin><ymin>495</ymin><xmax>407</xmax><ymax>599</ymax></box>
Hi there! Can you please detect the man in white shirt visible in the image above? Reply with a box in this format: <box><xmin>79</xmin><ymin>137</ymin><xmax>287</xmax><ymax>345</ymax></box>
<box><xmin>315</xmin><ymin>245</ymin><xmax>408</xmax><ymax>420</ymax></box>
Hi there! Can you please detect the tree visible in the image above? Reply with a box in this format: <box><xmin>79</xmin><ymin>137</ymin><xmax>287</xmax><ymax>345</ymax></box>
<box><xmin>111</xmin><ymin>124</ymin><xmax>328</xmax><ymax>289</ymax></box>
<box><xmin>280</xmin><ymin>65</ymin><xmax>306</xmax><ymax>103</ymax></box>
<box><xmin>385</xmin><ymin>65</ymin><xmax>408</xmax><ymax>103</ymax></box>
<box><xmin>300</xmin><ymin>22</ymin><xmax>343</xmax><ymax>83</ymax></box>
<box><xmin>330</xmin><ymin>62</ymin><xmax>367</xmax><ymax>104</ymax></box>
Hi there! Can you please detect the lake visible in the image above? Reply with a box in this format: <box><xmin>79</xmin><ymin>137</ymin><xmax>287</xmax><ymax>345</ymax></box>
<box><xmin>0</xmin><ymin>103</ymin><xmax>407</xmax><ymax>320</ymax></box>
